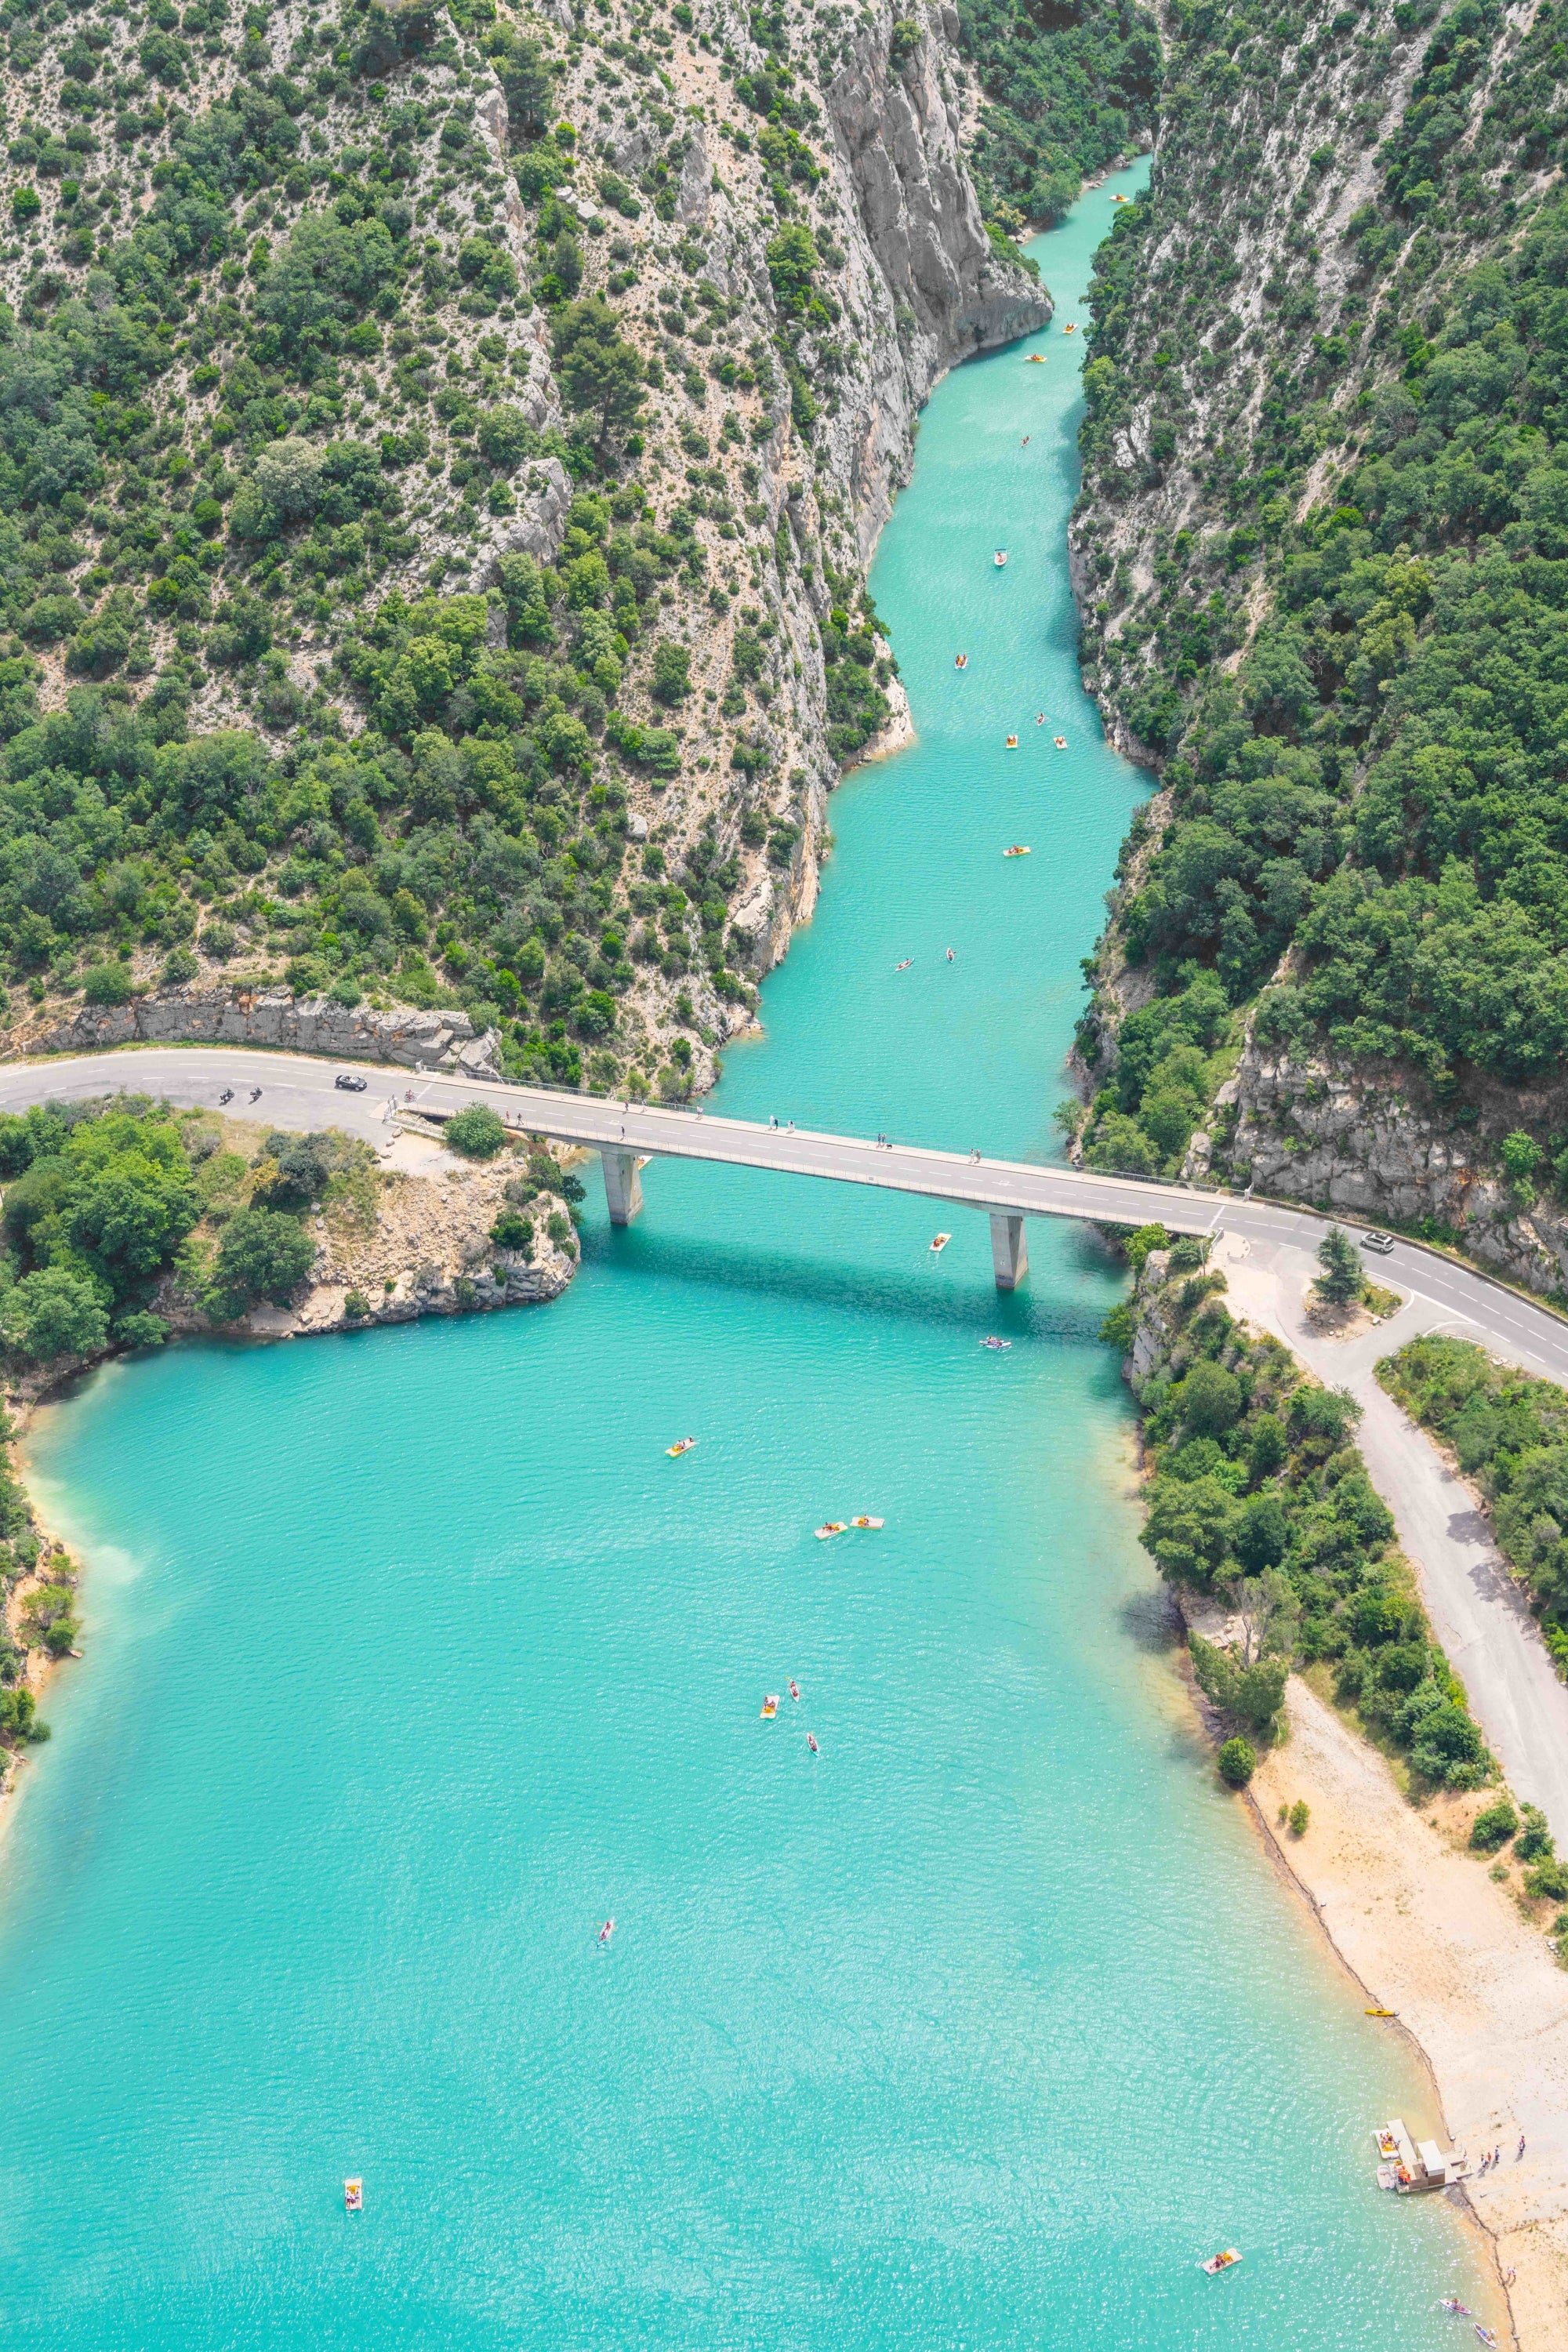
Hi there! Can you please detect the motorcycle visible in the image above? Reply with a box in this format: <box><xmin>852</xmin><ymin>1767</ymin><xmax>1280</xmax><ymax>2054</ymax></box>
<box><xmin>249</xmin><ymin>1087</ymin><xmax>263</xmax><ymax>1102</ymax></box>
<box><xmin>218</xmin><ymin>1088</ymin><xmax>233</xmax><ymax>1105</ymax></box>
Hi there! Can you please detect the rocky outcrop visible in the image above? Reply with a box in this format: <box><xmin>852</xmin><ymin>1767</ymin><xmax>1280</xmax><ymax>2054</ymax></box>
<box><xmin>31</xmin><ymin>990</ymin><xmax>504</xmax><ymax>1079</ymax></box>
<box><xmin>1221</xmin><ymin>1042</ymin><xmax>1568</xmax><ymax>1298</ymax></box>
<box><xmin>185</xmin><ymin>1147</ymin><xmax>579</xmax><ymax>1338</ymax></box>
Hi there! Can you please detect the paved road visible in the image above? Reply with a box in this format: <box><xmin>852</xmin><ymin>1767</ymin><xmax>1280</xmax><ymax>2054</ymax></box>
<box><xmin>1221</xmin><ymin>1234</ymin><xmax>1568</xmax><ymax>1842</ymax></box>
<box><xmin>7</xmin><ymin>1043</ymin><xmax>1568</xmax><ymax>1822</ymax></box>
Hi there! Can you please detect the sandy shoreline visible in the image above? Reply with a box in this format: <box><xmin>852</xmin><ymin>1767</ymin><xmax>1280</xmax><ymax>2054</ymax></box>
<box><xmin>1243</xmin><ymin>1676</ymin><xmax>1568</xmax><ymax>2346</ymax></box>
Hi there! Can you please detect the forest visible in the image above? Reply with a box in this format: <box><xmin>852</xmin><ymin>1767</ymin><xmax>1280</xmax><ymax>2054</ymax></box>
<box><xmin>1072</xmin><ymin>0</ymin><xmax>1568</xmax><ymax>1190</ymax></box>
<box><xmin>1108</xmin><ymin>1230</ymin><xmax>1493</xmax><ymax>1793</ymax></box>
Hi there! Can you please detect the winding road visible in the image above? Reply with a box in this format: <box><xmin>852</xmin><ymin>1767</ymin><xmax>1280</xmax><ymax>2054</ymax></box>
<box><xmin>5</xmin><ymin>1041</ymin><xmax>1568</xmax><ymax>1828</ymax></box>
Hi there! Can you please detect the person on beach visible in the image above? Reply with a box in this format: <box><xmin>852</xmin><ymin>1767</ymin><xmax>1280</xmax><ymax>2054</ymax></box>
<box><xmin>1518</xmin><ymin>2134</ymin><xmax>1526</xmax><ymax>2158</ymax></box>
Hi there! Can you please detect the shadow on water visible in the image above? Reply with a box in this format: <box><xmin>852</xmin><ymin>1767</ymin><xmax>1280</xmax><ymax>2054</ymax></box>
<box><xmin>1119</xmin><ymin>1583</ymin><xmax>1185</xmax><ymax>1655</ymax></box>
<box><xmin>578</xmin><ymin>1217</ymin><xmax>1118</xmax><ymax>1345</ymax></box>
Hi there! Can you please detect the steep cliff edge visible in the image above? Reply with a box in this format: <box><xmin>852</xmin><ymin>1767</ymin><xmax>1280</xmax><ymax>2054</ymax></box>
<box><xmin>1064</xmin><ymin>0</ymin><xmax>1568</xmax><ymax>1301</ymax></box>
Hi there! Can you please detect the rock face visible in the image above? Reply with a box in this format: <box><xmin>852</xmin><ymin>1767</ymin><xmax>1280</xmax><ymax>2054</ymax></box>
<box><xmin>821</xmin><ymin>8</ymin><xmax>1053</xmax><ymax>566</ymax></box>
<box><xmin>1220</xmin><ymin>1042</ymin><xmax>1568</xmax><ymax>1298</ymax></box>
<box><xmin>32</xmin><ymin>990</ymin><xmax>505</xmax><ymax>1080</ymax></box>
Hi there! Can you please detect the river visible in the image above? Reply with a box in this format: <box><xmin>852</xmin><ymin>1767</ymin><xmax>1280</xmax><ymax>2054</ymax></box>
<box><xmin>0</xmin><ymin>166</ymin><xmax>1479</xmax><ymax>2346</ymax></box>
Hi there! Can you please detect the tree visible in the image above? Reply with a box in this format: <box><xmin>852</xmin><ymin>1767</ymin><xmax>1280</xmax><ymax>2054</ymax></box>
<box><xmin>208</xmin><ymin>1208</ymin><xmax>316</xmax><ymax>1319</ymax></box>
<box><xmin>551</xmin><ymin>297</ymin><xmax>645</xmax><ymax>453</ymax></box>
<box><xmin>1142</xmin><ymin>1472</ymin><xmax>1240</xmax><ymax>1586</ymax></box>
<box><xmin>444</xmin><ymin>1105</ymin><xmax>508</xmax><ymax>1160</ymax></box>
<box><xmin>82</xmin><ymin>962</ymin><xmax>134</xmax><ymax>1006</ymax></box>
<box><xmin>1218</xmin><ymin>1737</ymin><xmax>1256</xmax><ymax>1788</ymax></box>
<box><xmin>1315</xmin><ymin>1222</ymin><xmax>1363</xmax><ymax>1306</ymax></box>
<box><xmin>1234</xmin><ymin>1491</ymin><xmax>1290</xmax><ymax>1575</ymax></box>
<box><xmin>1177</xmin><ymin>1357</ymin><xmax>1242</xmax><ymax>1436</ymax></box>
<box><xmin>650</xmin><ymin>640</ymin><xmax>691</xmax><ymax>706</ymax></box>
<box><xmin>765</xmin><ymin>223</ymin><xmax>819</xmax><ymax>314</ymax></box>
<box><xmin>477</xmin><ymin>405</ymin><xmax>532</xmax><ymax>474</ymax></box>
<box><xmin>490</xmin><ymin>1208</ymin><xmax>534</xmax><ymax>1255</ymax></box>
<box><xmin>2</xmin><ymin>1267</ymin><xmax>110</xmax><ymax>1363</ymax></box>
<box><xmin>1229</xmin><ymin>1567</ymin><xmax>1298</xmax><ymax>1662</ymax></box>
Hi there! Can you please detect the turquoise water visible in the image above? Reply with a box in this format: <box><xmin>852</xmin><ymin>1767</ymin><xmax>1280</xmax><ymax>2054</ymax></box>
<box><xmin>0</xmin><ymin>168</ymin><xmax>1476</xmax><ymax>2347</ymax></box>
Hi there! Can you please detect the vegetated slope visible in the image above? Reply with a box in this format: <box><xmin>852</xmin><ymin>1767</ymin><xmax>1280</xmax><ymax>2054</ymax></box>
<box><xmin>957</xmin><ymin>0</ymin><xmax>1160</xmax><ymax>232</ymax></box>
<box><xmin>0</xmin><ymin>0</ymin><xmax>1043</xmax><ymax>1103</ymax></box>
<box><xmin>1068</xmin><ymin>0</ymin><xmax>1568</xmax><ymax>1296</ymax></box>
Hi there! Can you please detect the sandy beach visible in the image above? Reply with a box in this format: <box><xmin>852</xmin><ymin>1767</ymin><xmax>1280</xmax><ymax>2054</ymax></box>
<box><xmin>1247</xmin><ymin>1672</ymin><xmax>1568</xmax><ymax>2346</ymax></box>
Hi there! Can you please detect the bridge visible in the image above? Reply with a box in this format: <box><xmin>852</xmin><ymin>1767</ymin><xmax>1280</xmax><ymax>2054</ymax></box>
<box><xmin>10</xmin><ymin>1044</ymin><xmax>1568</xmax><ymax>1836</ymax></box>
<box><xmin>5</xmin><ymin>1045</ymin><xmax>1245</xmax><ymax>1287</ymax></box>
<box><xmin>1</xmin><ymin>1044</ymin><xmax>1563</xmax><ymax>1344</ymax></box>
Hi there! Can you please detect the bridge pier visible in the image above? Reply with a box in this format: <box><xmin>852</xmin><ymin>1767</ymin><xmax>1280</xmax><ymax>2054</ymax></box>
<box><xmin>601</xmin><ymin>1148</ymin><xmax>644</xmax><ymax>1226</ymax></box>
<box><xmin>989</xmin><ymin>1211</ymin><xmax>1028</xmax><ymax>1291</ymax></box>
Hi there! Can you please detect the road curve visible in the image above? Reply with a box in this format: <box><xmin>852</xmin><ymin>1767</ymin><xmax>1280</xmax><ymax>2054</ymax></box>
<box><xmin>7</xmin><ymin>1042</ymin><xmax>1568</xmax><ymax>1827</ymax></box>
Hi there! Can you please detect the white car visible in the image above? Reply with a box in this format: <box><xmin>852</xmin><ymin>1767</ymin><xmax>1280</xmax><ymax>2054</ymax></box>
<box><xmin>1360</xmin><ymin>1230</ymin><xmax>1395</xmax><ymax>1255</ymax></box>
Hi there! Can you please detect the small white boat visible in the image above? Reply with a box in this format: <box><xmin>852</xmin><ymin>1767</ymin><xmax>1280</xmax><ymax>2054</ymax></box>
<box><xmin>1200</xmin><ymin>2249</ymin><xmax>1241</xmax><ymax>2276</ymax></box>
<box><xmin>760</xmin><ymin>1694</ymin><xmax>779</xmax><ymax>1718</ymax></box>
<box><xmin>815</xmin><ymin>1521</ymin><xmax>848</xmax><ymax>1541</ymax></box>
<box><xmin>344</xmin><ymin>2178</ymin><xmax>363</xmax><ymax>2212</ymax></box>
<box><xmin>849</xmin><ymin>1515</ymin><xmax>884</xmax><ymax>1529</ymax></box>
<box><xmin>993</xmin><ymin>549</ymin><xmax>1008</xmax><ymax>567</ymax></box>
<box><xmin>929</xmin><ymin>1233</ymin><xmax>951</xmax><ymax>1254</ymax></box>
<box><xmin>979</xmin><ymin>1337</ymin><xmax>1012</xmax><ymax>1352</ymax></box>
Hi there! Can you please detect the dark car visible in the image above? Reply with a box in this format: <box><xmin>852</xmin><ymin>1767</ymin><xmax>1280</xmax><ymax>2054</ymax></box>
<box><xmin>334</xmin><ymin>1072</ymin><xmax>368</xmax><ymax>1092</ymax></box>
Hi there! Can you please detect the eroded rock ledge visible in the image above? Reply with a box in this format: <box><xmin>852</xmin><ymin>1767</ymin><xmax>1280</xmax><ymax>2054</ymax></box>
<box><xmin>26</xmin><ymin>989</ymin><xmax>504</xmax><ymax>1081</ymax></box>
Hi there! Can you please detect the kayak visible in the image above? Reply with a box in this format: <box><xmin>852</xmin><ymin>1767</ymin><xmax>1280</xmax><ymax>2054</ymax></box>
<box><xmin>666</xmin><ymin>1437</ymin><xmax>698</xmax><ymax>1457</ymax></box>
<box><xmin>1200</xmin><ymin>2249</ymin><xmax>1241</xmax><ymax>2276</ymax></box>
<box><xmin>850</xmin><ymin>1515</ymin><xmax>884</xmax><ymax>1529</ymax></box>
<box><xmin>1004</xmin><ymin>844</ymin><xmax>1031</xmax><ymax>857</ymax></box>
<box><xmin>344</xmin><ymin>2178</ymin><xmax>363</xmax><ymax>2212</ymax></box>
<box><xmin>979</xmin><ymin>1338</ymin><xmax>1012</xmax><ymax>1351</ymax></box>
<box><xmin>1366</xmin><ymin>2007</ymin><xmax>1397</xmax><ymax>2018</ymax></box>
<box><xmin>815</xmin><ymin>1522</ymin><xmax>848</xmax><ymax>1540</ymax></box>
<box><xmin>1025</xmin><ymin>352</ymin><xmax>1046</xmax><ymax>361</ymax></box>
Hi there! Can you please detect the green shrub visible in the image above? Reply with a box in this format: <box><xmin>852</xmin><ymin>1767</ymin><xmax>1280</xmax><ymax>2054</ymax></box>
<box><xmin>81</xmin><ymin>962</ymin><xmax>135</xmax><ymax>1007</ymax></box>
<box><xmin>343</xmin><ymin>1290</ymin><xmax>372</xmax><ymax>1320</ymax></box>
<box><xmin>1525</xmin><ymin>1857</ymin><xmax>1568</xmax><ymax>1901</ymax></box>
<box><xmin>1469</xmin><ymin>1798</ymin><xmax>1519</xmax><ymax>1851</ymax></box>
<box><xmin>1218</xmin><ymin>1737</ymin><xmax>1256</xmax><ymax>1788</ymax></box>
<box><xmin>1516</xmin><ymin>1806</ymin><xmax>1555</xmax><ymax>1862</ymax></box>
<box><xmin>1288</xmin><ymin>1799</ymin><xmax>1309</xmax><ymax>1837</ymax></box>
<box><xmin>489</xmin><ymin>1207</ymin><xmax>535</xmax><ymax>1254</ymax></box>
<box><xmin>444</xmin><ymin>1105</ymin><xmax>508</xmax><ymax>1160</ymax></box>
